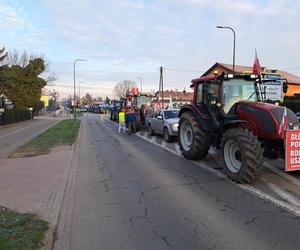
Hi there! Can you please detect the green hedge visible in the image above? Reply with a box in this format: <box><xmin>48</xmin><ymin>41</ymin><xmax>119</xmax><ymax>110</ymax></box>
<box><xmin>282</xmin><ymin>96</ymin><xmax>300</xmax><ymax>113</ymax></box>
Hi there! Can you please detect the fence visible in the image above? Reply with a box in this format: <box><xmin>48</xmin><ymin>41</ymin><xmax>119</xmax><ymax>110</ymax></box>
<box><xmin>0</xmin><ymin>109</ymin><xmax>33</xmax><ymax>126</ymax></box>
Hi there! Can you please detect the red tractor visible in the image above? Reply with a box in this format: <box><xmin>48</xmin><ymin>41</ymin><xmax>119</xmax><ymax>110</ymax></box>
<box><xmin>178</xmin><ymin>72</ymin><xmax>299</xmax><ymax>183</ymax></box>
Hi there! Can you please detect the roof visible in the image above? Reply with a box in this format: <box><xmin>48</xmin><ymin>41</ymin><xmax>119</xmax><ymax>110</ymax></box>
<box><xmin>154</xmin><ymin>90</ymin><xmax>193</xmax><ymax>101</ymax></box>
<box><xmin>202</xmin><ymin>62</ymin><xmax>300</xmax><ymax>84</ymax></box>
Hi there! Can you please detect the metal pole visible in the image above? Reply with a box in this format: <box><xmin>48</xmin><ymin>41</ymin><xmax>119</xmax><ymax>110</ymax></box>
<box><xmin>160</xmin><ymin>66</ymin><xmax>165</xmax><ymax>109</ymax></box>
<box><xmin>216</xmin><ymin>26</ymin><xmax>236</xmax><ymax>73</ymax></box>
<box><xmin>73</xmin><ymin>60</ymin><xmax>76</xmax><ymax>121</ymax></box>
<box><xmin>73</xmin><ymin>59</ymin><xmax>87</xmax><ymax>121</ymax></box>
<box><xmin>136</xmin><ymin>77</ymin><xmax>143</xmax><ymax>94</ymax></box>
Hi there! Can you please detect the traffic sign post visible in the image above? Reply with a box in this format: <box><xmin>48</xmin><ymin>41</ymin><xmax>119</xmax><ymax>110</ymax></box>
<box><xmin>285</xmin><ymin>130</ymin><xmax>300</xmax><ymax>171</ymax></box>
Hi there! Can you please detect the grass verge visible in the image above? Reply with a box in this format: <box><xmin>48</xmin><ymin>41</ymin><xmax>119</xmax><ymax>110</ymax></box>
<box><xmin>12</xmin><ymin>119</ymin><xmax>81</xmax><ymax>157</ymax></box>
<box><xmin>0</xmin><ymin>206</ymin><xmax>48</xmax><ymax>250</ymax></box>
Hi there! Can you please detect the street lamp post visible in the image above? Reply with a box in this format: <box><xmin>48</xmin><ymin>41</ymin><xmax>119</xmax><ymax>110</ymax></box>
<box><xmin>78</xmin><ymin>81</ymin><xmax>85</xmax><ymax>106</ymax></box>
<box><xmin>73</xmin><ymin>59</ymin><xmax>87</xmax><ymax>121</ymax></box>
<box><xmin>136</xmin><ymin>77</ymin><xmax>143</xmax><ymax>94</ymax></box>
<box><xmin>216</xmin><ymin>26</ymin><xmax>236</xmax><ymax>73</ymax></box>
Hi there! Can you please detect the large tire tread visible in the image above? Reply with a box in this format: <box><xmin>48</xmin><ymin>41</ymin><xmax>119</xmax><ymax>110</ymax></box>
<box><xmin>179</xmin><ymin>112</ymin><xmax>210</xmax><ymax>160</ymax></box>
<box><xmin>221</xmin><ymin>128</ymin><xmax>263</xmax><ymax>184</ymax></box>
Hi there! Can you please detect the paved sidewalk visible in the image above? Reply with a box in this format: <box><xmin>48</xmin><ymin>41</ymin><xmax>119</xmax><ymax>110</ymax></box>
<box><xmin>0</xmin><ymin>147</ymin><xmax>74</xmax><ymax>249</ymax></box>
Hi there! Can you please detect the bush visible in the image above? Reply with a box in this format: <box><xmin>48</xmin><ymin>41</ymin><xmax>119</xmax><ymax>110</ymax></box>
<box><xmin>282</xmin><ymin>96</ymin><xmax>300</xmax><ymax>113</ymax></box>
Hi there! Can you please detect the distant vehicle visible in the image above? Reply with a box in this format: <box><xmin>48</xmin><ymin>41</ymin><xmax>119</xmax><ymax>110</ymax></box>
<box><xmin>147</xmin><ymin>109</ymin><xmax>179</xmax><ymax>142</ymax></box>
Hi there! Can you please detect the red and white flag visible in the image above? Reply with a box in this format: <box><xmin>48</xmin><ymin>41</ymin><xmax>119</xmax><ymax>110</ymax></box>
<box><xmin>156</xmin><ymin>96</ymin><xmax>161</xmax><ymax>110</ymax></box>
<box><xmin>278</xmin><ymin>107</ymin><xmax>288</xmax><ymax>138</ymax></box>
<box><xmin>252</xmin><ymin>49</ymin><xmax>262</xmax><ymax>75</ymax></box>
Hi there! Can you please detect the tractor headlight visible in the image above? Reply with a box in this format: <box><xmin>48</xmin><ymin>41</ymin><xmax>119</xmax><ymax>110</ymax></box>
<box><xmin>293</xmin><ymin>123</ymin><xmax>299</xmax><ymax>130</ymax></box>
<box><xmin>289</xmin><ymin>123</ymin><xmax>299</xmax><ymax>130</ymax></box>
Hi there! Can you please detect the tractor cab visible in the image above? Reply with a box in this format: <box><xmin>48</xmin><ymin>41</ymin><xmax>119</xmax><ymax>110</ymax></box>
<box><xmin>191</xmin><ymin>72</ymin><xmax>288</xmax><ymax>127</ymax></box>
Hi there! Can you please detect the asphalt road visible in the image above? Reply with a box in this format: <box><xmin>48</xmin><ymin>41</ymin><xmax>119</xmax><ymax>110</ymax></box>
<box><xmin>55</xmin><ymin>113</ymin><xmax>300</xmax><ymax>250</ymax></box>
<box><xmin>0</xmin><ymin>118</ymin><xmax>59</xmax><ymax>158</ymax></box>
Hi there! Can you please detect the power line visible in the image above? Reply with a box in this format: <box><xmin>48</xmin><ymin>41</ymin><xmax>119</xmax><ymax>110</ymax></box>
<box><xmin>280</xmin><ymin>67</ymin><xmax>300</xmax><ymax>71</ymax></box>
<box><xmin>163</xmin><ymin>67</ymin><xmax>204</xmax><ymax>73</ymax></box>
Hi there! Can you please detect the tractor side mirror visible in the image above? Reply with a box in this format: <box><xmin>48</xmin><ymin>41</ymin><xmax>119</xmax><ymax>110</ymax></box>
<box><xmin>283</xmin><ymin>81</ymin><xmax>288</xmax><ymax>94</ymax></box>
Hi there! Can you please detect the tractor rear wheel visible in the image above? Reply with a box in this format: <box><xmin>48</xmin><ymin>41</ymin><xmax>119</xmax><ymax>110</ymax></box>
<box><xmin>179</xmin><ymin>111</ymin><xmax>210</xmax><ymax>160</ymax></box>
<box><xmin>221</xmin><ymin>128</ymin><xmax>263</xmax><ymax>183</ymax></box>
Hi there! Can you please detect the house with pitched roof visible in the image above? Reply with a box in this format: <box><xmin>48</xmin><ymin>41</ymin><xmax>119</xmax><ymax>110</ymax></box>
<box><xmin>202</xmin><ymin>62</ymin><xmax>300</xmax><ymax>96</ymax></box>
<box><xmin>152</xmin><ymin>90</ymin><xmax>194</xmax><ymax>108</ymax></box>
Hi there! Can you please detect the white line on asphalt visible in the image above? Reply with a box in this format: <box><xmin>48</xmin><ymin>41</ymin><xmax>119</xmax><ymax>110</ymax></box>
<box><xmin>261</xmin><ymin>178</ymin><xmax>300</xmax><ymax>208</ymax></box>
<box><xmin>264</xmin><ymin>161</ymin><xmax>300</xmax><ymax>188</ymax></box>
<box><xmin>239</xmin><ymin>184</ymin><xmax>300</xmax><ymax>217</ymax></box>
<box><xmin>174</xmin><ymin>144</ymin><xmax>181</xmax><ymax>156</ymax></box>
<box><xmin>135</xmin><ymin>132</ymin><xmax>300</xmax><ymax>217</ymax></box>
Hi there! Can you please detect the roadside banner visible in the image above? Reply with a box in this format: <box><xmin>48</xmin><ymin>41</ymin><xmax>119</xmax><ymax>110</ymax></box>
<box><xmin>285</xmin><ymin>130</ymin><xmax>300</xmax><ymax>171</ymax></box>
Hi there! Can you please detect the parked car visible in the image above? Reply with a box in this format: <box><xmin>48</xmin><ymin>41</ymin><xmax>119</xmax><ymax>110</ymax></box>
<box><xmin>147</xmin><ymin>109</ymin><xmax>179</xmax><ymax>142</ymax></box>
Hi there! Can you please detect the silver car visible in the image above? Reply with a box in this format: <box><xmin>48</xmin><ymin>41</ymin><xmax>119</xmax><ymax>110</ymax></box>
<box><xmin>148</xmin><ymin>109</ymin><xmax>179</xmax><ymax>142</ymax></box>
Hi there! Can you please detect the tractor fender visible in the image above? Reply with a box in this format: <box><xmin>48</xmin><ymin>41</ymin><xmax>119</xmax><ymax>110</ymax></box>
<box><xmin>179</xmin><ymin>105</ymin><xmax>213</xmax><ymax>132</ymax></box>
<box><xmin>223</xmin><ymin>119</ymin><xmax>257</xmax><ymax>134</ymax></box>
<box><xmin>223</xmin><ymin>119</ymin><xmax>248</xmax><ymax>128</ymax></box>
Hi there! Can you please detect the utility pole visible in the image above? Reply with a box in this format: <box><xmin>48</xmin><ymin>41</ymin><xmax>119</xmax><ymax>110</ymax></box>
<box><xmin>159</xmin><ymin>66</ymin><xmax>164</xmax><ymax>109</ymax></box>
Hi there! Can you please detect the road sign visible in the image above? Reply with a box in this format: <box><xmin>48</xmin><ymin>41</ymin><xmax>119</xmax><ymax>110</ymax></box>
<box><xmin>285</xmin><ymin>130</ymin><xmax>300</xmax><ymax>171</ymax></box>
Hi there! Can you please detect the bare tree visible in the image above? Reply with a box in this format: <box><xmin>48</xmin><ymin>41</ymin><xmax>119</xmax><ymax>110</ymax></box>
<box><xmin>93</xmin><ymin>96</ymin><xmax>103</xmax><ymax>102</ymax></box>
<box><xmin>113</xmin><ymin>80</ymin><xmax>136</xmax><ymax>98</ymax></box>
<box><xmin>3</xmin><ymin>49</ymin><xmax>57</xmax><ymax>83</ymax></box>
<box><xmin>0</xmin><ymin>47</ymin><xmax>7</xmax><ymax>64</ymax></box>
<box><xmin>82</xmin><ymin>93</ymin><xmax>93</xmax><ymax>105</ymax></box>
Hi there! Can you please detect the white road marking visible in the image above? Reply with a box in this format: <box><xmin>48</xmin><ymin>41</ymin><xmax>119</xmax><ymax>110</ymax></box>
<box><xmin>135</xmin><ymin>132</ymin><xmax>300</xmax><ymax>217</ymax></box>
<box><xmin>239</xmin><ymin>184</ymin><xmax>300</xmax><ymax>217</ymax></box>
<box><xmin>174</xmin><ymin>144</ymin><xmax>181</xmax><ymax>156</ymax></box>
<box><xmin>261</xmin><ymin>178</ymin><xmax>300</xmax><ymax>208</ymax></box>
<box><xmin>264</xmin><ymin>161</ymin><xmax>300</xmax><ymax>188</ymax></box>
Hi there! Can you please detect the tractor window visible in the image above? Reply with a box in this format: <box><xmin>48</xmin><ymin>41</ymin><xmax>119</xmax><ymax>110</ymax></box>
<box><xmin>223</xmin><ymin>79</ymin><xmax>256</xmax><ymax>113</ymax></box>
<box><xmin>206</xmin><ymin>83</ymin><xmax>220</xmax><ymax>105</ymax></box>
<box><xmin>196</xmin><ymin>84</ymin><xmax>203</xmax><ymax>105</ymax></box>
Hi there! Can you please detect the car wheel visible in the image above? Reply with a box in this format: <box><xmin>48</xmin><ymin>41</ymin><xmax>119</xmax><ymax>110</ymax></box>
<box><xmin>163</xmin><ymin>128</ymin><xmax>172</xmax><ymax>142</ymax></box>
<box><xmin>148</xmin><ymin>124</ymin><xmax>154</xmax><ymax>136</ymax></box>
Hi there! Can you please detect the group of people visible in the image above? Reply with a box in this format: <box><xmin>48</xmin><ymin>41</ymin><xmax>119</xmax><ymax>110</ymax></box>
<box><xmin>117</xmin><ymin>106</ymin><xmax>137</xmax><ymax>135</ymax></box>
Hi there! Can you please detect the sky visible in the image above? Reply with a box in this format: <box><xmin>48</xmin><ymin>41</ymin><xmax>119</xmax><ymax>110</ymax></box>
<box><xmin>0</xmin><ymin>0</ymin><xmax>300</xmax><ymax>99</ymax></box>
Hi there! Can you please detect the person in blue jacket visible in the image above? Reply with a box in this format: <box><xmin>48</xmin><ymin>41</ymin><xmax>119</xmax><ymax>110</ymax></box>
<box><xmin>126</xmin><ymin>106</ymin><xmax>136</xmax><ymax>135</ymax></box>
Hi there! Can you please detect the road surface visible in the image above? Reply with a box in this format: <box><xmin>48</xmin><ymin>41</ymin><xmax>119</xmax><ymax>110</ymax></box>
<box><xmin>55</xmin><ymin>113</ymin><xmax>300</xmax><ymax>250</ymax></box>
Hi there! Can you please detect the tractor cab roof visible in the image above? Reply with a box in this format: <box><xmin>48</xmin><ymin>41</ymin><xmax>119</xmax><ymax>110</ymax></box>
<box><xmin>190</xmin><ymin>75</ymin><xmax>220</xmax><ymax>88</ymax></box>
<box><xmin>190</xmin><ymin>72</ymin><xmax>260</xmax><ymax>88</ymax></box>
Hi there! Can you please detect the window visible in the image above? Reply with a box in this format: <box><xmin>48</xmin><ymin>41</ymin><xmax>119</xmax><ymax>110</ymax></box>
<box><xmin>223</xmin><ymin>79</ymin><xmax>256</xmax><ymax>113</ymax></box>
<box><xmin>164</xmin><ymin>110</ymin><xmax>179</xmax><ymax>119</ymax></box>
<box><xmin>196</xmin><ymin>84</ymin><xmax>203</xmax><ymax>105</ymax></box>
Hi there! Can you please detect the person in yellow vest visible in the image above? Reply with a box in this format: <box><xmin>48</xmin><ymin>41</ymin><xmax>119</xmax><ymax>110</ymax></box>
<box><xmin>118</xmin><ymin>109</ymin><xmax>126</xmax><ymax>133</ymax></box>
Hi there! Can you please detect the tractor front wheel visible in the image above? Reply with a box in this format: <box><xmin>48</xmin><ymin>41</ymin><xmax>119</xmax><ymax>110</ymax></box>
<box><xmin>179</xmin><ymin>111</ymin><xmax>210</xmax><ymax>160</ymax></box>
<box><xmin>221</xmin><ymin>128</ymin><xmax>263</xmax><ymax>183</ymax></box>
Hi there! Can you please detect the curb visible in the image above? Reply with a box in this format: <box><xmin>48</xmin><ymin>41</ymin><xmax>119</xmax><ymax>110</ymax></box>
<box><xmin>41</xmin><ymin>122</ymin><xmax>82</xmax><ymax>250</ymax></box>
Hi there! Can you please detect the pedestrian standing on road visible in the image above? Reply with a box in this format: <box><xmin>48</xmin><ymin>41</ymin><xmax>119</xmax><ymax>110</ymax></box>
<box><xmin>110</xmin><ymin>104</ymin><xmax>114</xmax><ymax>120</ymax></box>
<box><xmin>118</xmin><ymin>109</ymin><xmax>126</xmax><ymax>133</ymax></box>
<box><xmin>126</xmin><ymin>106</ymin><xmax>136</xmax><ymax>135</ymax></box>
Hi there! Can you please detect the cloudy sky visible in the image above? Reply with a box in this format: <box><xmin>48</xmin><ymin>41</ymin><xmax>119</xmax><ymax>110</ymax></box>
<box><xmin>0</xmin><ymin>0</ymin><xmax>299</xmax><ymax>99</ymax></box>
